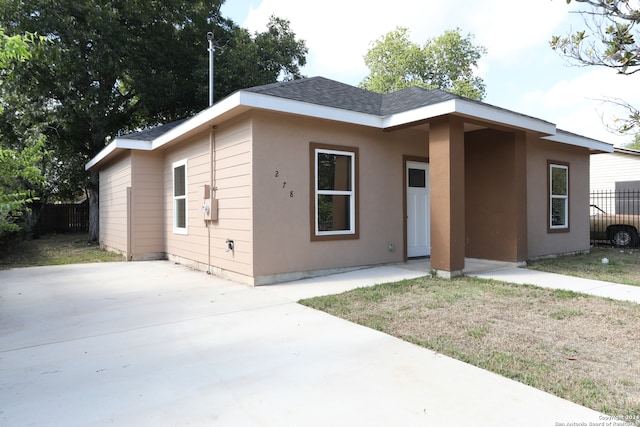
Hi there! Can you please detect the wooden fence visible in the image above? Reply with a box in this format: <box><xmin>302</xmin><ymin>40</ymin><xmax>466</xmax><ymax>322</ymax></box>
<box><xmin>38</xmin><ymin>202</ymin><xmax>89</xmax><ymax>234</ymax></box>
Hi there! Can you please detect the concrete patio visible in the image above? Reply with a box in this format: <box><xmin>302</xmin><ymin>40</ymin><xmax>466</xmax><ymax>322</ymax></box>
<box><xmin>0</xmin><ymin>261</ymin><xmax>610</xmax><ymax>426</ymax></box>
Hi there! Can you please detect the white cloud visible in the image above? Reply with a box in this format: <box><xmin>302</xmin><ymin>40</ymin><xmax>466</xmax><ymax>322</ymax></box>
<box><xmin>518</xmin><ymin>68</ymin><xmax>640</xmax><ymax>145</ymax></box>
<box><xmin>242</xmin><ymin>0</ymin><xmax>467</xmax><ymax>84</ymax></box>
<box><xmin>242</xmin><ymin>0</ymin><xmax>579</xmax><ymax>82</ymax></box>
<box><xmin>238</xmin><ymin>0</ymin><xmax>639</xmax><ymax>145</ymax></box>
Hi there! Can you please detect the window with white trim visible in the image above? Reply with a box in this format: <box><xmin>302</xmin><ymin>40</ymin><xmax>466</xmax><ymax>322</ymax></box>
<box><xmin>311</xmin><ymin>144</ymin><xmax>358</xmax><ymax>240</ymax></box>
<box><xmin>173</xmin><ymin>159</ymin><xmax>188</xmax><ymax>234</ymax></box>
<box><xmin>549</xmin><ymin>162</ymin><xmax>569</xmax><ymax>231</ymax></box>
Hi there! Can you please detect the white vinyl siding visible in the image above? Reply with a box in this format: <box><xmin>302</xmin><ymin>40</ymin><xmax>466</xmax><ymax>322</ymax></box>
<box><xmin>591</xmin><ymin>151</ymin><xmax>640</xmax><ymax>191</ymax></box>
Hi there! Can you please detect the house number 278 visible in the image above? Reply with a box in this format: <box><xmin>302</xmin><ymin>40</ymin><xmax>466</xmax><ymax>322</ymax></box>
<box><xmin>275</xmin><ymin>171</ymin><xmax>294</xmax><ymax>197</ymax></box>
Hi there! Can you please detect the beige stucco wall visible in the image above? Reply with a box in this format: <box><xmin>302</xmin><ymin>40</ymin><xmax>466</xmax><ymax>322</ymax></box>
<box><xmin>99</xmin><ymin>152</ymin><xmax>132</xmax><ymax>257</ymax></box>
<box><xmin>464</xmin><ymin>129</ymin><xmax>527</xmax><ymax>263</ymax></box>
<box><xmin>250</xmin><ymin>111</ymin><xmax>429</xmax><ymax>282</ymax></box>
<box><xmin>526</xmin><ymin>136</ymin><xmax>591</xmax><ymax>258</ymax></box>
<box><xmin>97</xmin><ymin>109</ymin><xmax>593</xmax><ymax>283</ymax></box>
<box><xmin>156</xmin><ymin>110</ymin><xmax>432</xmax><ymax>284</ymax></box>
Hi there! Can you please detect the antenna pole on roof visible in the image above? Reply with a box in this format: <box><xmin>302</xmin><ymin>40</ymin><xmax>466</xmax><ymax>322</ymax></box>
<box><xmin>207</xmin><ymin>31</ymin><xmax>215</xmax><ymax>106</ymax></box>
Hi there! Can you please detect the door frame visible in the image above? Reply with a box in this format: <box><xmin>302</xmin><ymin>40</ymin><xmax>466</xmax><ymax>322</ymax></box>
<box><xmin>403</xmin><ymin>155</ymin><xmax>429</xmax><ymax>261</ymax></box>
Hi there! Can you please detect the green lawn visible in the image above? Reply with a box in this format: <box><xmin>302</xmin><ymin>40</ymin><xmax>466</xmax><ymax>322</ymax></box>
<box><xmin>301</xmin><ymin>248</ymin><xmax>640</xmax><ymax>424</ymax></box>
<box><xmin>0</xmin><ymin>232</ymin><xmax>123</xmax><ymax>269</ymax></box>
<box><xmin>528</xmin><ymin>247</ymin><xmax>640</xmax><ymax>287</ymax></box>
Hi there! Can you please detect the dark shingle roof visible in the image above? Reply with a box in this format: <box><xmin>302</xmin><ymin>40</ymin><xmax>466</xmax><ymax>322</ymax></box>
<box><xmin>245</xmin><ymin>77</ymin><xmax>466</xmax><ymax>116</ymax></box>
<box><xmin>119</xmin><ymin>118</ymin><xmax>188</xmax><ymax>141</ymax></box>
<box><xmin>114</xmin><ymin>78</ymin><xmax>472</xmax><ymax>141</ymax></box>
<box><xmin>381</xmin><ymin>86</ymin><xmax>459</xmax><ymax>115</ymax></box>
<box><xmin>246</xmin><ymin>77</ymin><xmax>384</xmax><ymax>115</ymax></box>
<box><xmin>244</xmin><ymin>77</ymin><xmax>564</xmax><ymax>137</ymax></box>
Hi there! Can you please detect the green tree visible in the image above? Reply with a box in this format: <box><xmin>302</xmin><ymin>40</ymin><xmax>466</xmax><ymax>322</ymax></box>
<box><xmin>551</xmin><ymin>0</ymin><xmax>639</xmax><ymax>75</ymax></box>
<box><xmin>0</xmin><ymin>1</ymin><xmax>307</xmax><ymax>242</ymax></box>
<box><xmin>551</xmin><ymin>0</ymin><xmax>639</xmax><ymax>134</ymax></box>
<box><xmin>215</xmin><ymin>16</ymin><xmax>307</xmax><ymax>97</ymax></box>
<box><xmin>360</xmin><ymin>27</ymin><xmax>487</xmax><ymax>100</ymax></box>
<box><xmin>625</xmin><ymin>133</ymin><xmax>640</xmax><ymax>150</ymax></box>
<box><xmin>0</xmin><ymin>28</ymin><xmax>46</xmax><ymax>238</ymax></box>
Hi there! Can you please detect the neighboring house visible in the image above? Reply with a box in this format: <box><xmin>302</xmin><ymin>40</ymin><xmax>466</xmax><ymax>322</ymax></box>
<box><xmin>590</xmin><ymin>146</ymin><xmax>640</xmax><ymax>230</ymax></box>
<box><xmin>591</xmin><ymin>146</ymin><xmax>640</xmax><ymax>192</ymax></box>
<box><xmin>86</xmin><ymin>77</ymin><xmax>613</xmax><ymax>285</ymax></box>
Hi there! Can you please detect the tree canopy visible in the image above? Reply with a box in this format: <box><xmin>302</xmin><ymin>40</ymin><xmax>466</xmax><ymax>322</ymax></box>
<box><xmin>0</xmin><ymin>0</ymin><xmax>307</xmax><ymax>241</ymax></box>
<box><xmin>360</xmin><ymin>27</ymin><xmax>487</xmax><ymax>100</ymax></box>
<box><xmin>551</xmin><ymin>0</ymin><xmax>640</xmax><ymax>136</ymax></box>
<box><xmin>0</xmin><ymin>28</ymin><xmax>46</xmax><ymax>238</ymax></box>
<box><xmin>551</xmin><ymin>0</ymin><xmax>640</xmax><ymax>75</ymax></box>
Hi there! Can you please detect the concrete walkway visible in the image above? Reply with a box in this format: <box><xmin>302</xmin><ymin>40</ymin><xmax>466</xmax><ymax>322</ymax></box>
<box><xmin>0</xmin><ymin>261</ymin><xmax>620</xmax><ymax>426</ymax></box>
<box><xmin>471</xmin><ymin>267</ymin><xmax>640</xmax><ymax>304</ymax></box>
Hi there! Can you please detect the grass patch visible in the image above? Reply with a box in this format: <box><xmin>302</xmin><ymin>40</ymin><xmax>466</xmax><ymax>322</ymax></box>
<box><xmin>0</xmin><ymin>233</ymin><xmax>124</xmax><ymax>269</ymax></box>
<box><xmin>467</xmin><ymin>325</ymin><xmax>491</xmax><ymax>340</ymax></box>
<box><xmin>549</xmin><ymin>309</ymin><xmax>584</xmax><ymax>320</ymax></box>
<box><xmin>529</xmin><ymin>247</ymin><xmax>640</xmax><ymax>287</ymax></box>
<box><xmin>300</xmin><ymin>276</ymin><xmax>640</xmax><ymax>423</ymax></box>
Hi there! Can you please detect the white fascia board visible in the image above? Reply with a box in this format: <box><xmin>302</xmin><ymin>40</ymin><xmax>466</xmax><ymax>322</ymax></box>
<box><xmin>453</xmin><ymin>100</ymin><xmax>556</xmax><ymax>135</ymax></box>
<box><xmin>382</xmin><ymin>98</ymin><xmax>557</xmax><ymax>135</ymax></box>
<box><xmin>543</xmin><ymin>131</ymin><xmax>613</xmax><ymax>152</ymax></box>
<box><xmin>91</xmin><ymin>87</ymin><xmax>611</xmax><ymax>170</ymax></box>
<box><xmin>614</xmin><ymin>146</ymin><xmax>640</xmax><ymax>156</ymax></box>
<box><xmin>382</xmin><ymin>100</ymin><xmax>457</xmax><ymax>128</ymax></box>
<box><xmin>152</xmin><ymin>92</ymin><xmax>243</xmax><ymax>149</ymax></box>
<box><xmin>151</xmin><ymin>91</ymin><xmax>384</xmax><ymax>150</ymax></box>
<box><xmin>238</xmin><ymin>91</ymin><xmax>384</xmax><ymax>128</ymax></box>
<box><xmin>85</xmin><ymin>138</ymin><xmax>152</xmax><ymax>171</ymax></box>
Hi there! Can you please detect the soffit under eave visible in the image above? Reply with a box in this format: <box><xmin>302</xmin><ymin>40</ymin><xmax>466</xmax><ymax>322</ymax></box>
<box><xmin>382</xmin><ymin>113</ymin><xmax>551</xmax><ymax>135</ymax></box>
<box><xmin>85</xmin><ymin>145</ymin><xmax>131</xmax><ymax>172</ymax></box>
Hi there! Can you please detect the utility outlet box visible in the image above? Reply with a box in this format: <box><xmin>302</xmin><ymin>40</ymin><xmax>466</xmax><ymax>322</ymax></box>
<box><xmin>204</xmin><ymin>198</ymin><xmax>218</xmax><ymax>221</ymax></box>
<box><xmin>203</xmin><ymin>184</ymin><xmax>211</xmax><ymax>199</ymax></box>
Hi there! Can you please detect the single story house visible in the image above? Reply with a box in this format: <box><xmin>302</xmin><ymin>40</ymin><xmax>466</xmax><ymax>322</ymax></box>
<box><xmin>86</xmin><ymin>77</ymin><xmax>613</xmax><ymax>285</ymax></box>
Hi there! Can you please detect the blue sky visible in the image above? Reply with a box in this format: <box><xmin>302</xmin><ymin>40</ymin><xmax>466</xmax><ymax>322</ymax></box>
<box><xmin>221</xmin><ymin>0</ymin><xmax>640</xmax><ymax>146</ymax></box>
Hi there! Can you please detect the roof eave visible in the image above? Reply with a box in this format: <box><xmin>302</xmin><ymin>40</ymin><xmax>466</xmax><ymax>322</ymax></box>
<box><xmin>382</xmin><ymin>99</ymin><xmax>557</xmax><ymax>135</ymax></box>
<box><xmin>237</xmin><ymin>91</ymin><xmax>383</xmax><ymax>128</ymax></box>
<box><xmin>85</xmin><ymin>138</ymin><xmax>152</xmax><ymax>171</ymax></box>
<box><xmin>612</xmin><ymin>146</ymin><xmax>640</xmax><ymax>156</ymax></box>
<box><xmin>152</xmin><ymin>92</ymin><xmax>245</xmax><ymax>149</ymax></box>
<box><xmin>86</xmin><ymin>84</ymin><xmax>613</xmax><ymax>171</ymax></box>
<box><xmin>543</xmin><ymin>131</ymin><xmax>614</xmax><ymax>153</ymax></box>
<box><xmin>454</xmin><ymin>99</ymin><xmax>556</xmax><ymax>135</ymax></box>
<box><xmin>152</xmin><ymin>91</ymin><xmax>384</xmax><ymax>150</ymax></box>
<box><xmin>382</xmin><ymin>99</ymin><xmax>457</xmax><ymax>128</ymax></box>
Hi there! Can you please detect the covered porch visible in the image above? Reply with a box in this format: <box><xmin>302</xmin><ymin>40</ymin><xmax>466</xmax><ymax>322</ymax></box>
<box><xmin>405</xmin><ymin>115</ymin><xmax>530</xmax><ymax>277</ymax></box>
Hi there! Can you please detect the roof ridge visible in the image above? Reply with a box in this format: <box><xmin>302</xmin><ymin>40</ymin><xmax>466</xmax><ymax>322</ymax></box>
<box><xmin>246</xmin><ymin>76</ymin><xmax>384</xmax><ymax>115</ymax></box>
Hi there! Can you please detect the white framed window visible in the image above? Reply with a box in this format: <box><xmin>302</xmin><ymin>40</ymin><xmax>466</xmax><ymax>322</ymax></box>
<box><xmin>173</xmin><ymin>159</ymin><xmax>188</xmax><ymax>234</ymax></box>
<box><xmin>311</xmin><ymin>143</ymin><xmax>358</xmax><ymax>240</ymax></box>
<box><xmin>549</xmin><ymin>161</ymin><xmax>569</xmax><ymax>231</ymax></box>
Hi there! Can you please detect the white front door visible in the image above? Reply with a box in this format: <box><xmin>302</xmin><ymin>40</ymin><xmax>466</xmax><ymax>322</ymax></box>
<box><xmin>406</xmin><ymin>161</ymin><xmax>430</xmax><ymax>257</ymax></box>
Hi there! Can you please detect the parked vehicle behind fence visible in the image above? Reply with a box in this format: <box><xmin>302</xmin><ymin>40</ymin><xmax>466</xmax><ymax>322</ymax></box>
<box><xmin>590</xmin><ymin>204</ymin><xmax>640</xmax><ymax>248</ymax></box>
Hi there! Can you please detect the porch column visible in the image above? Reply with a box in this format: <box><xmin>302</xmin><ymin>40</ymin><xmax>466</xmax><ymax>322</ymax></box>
<box><xmin>429</xmin><ymin>116</ymin><xmax>465</xmax><ymax>277</ymax></box>
<box><xmin>514</xmin><ymin>131</ymin><xmax>528</xmax><ymax>263</ymax></box>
